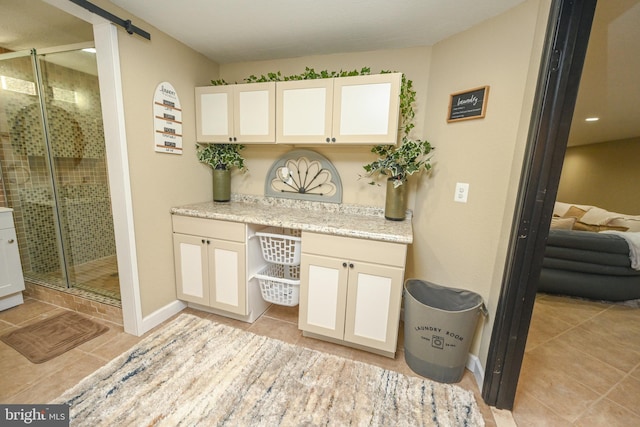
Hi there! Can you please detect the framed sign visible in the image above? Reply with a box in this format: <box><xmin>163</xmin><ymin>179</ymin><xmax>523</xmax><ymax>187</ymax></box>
<box><xmin>153</xmin><ymin>82</ymin><xmax>183</xmax><ymax>154</ymax></box>
<box><xmin>447</xmin><ymin>86</ymin><xmax>490</xmax><ymax>123</ymax></box>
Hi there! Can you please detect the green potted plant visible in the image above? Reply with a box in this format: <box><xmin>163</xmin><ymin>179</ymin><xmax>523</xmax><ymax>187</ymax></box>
<box><xmin>362</xmin><ymin>137</ymin><xmax>433</xmax><ymax>220</ymax></box>
<box><xmin>362</xmin><ymin>75</ymin><xmax>434</xmax><ymax>221</ymax></box>
<box><xmin>196</xmin><ymin>143</ymin><xmax>247</xmax><ymax>202</ymax></box>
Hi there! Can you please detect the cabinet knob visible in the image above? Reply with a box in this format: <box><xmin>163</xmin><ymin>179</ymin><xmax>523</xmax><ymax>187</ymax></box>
<box><xmin>326</xmin><ymin>137</ymin><xmax>331</xmax><ymax>143</ymax></box>
<box><xmin>349</xmin><ymin>263</ymin><xmax>354</xmax><ymax>268</ymax></box>
<box><xmin>201</xmin><ymin>239</ymin><xmax>205</xmax><ymax>244</ymax></box>
<box><xmin>206</xmin><ymin>240</ymin><xmax>210</xmax><ymax>244</ymax></box>
<box><xmin>228</xmin><ymin>137</ymin><xmax>233</xmax><ymax>142</ymax></box>
<box><xmin>8</xmin><ymin>239</ymin><xmax>15</xmax><ymax>244</ymax></box>
<box><xmin>342</xmin><ymin>262</ymin><xmax>347</xmax><ymax>268</ymax></box>
<box><xmin>331</xmin><ymin>137</ymin><xmax>336</xmax><ymax>143</ymax></box>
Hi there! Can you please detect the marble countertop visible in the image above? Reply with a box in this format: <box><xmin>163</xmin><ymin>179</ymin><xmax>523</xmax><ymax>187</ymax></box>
<box><xmin>171</xmin><ymin>194</ymin><xmax>413</xmax><ymax>244</ymax></box>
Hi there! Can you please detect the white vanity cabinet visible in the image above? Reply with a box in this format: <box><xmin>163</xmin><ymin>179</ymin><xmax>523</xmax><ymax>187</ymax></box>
<box><xmin>276</xmin><ymin>73</ymin><xmax>402</xmax><ymax>145</ymax></box>
<box><xmin>298</xmin><ymin>232</ymin><xmax>406</xmax><ymax>356</ymax></box>
<box><xmin>0</xmin><ymin>208</ymin><xmax>25</xmax><ymax>311</ymax></box>
<box><xmin>172</xmin><ymin>215</ymin><xmax>249</xmax><ymax>315</ymax></box>
<box><xmin>195</xmin><ymin>82</ymin><xmax>276</xmax><ymax>143</ymax></box>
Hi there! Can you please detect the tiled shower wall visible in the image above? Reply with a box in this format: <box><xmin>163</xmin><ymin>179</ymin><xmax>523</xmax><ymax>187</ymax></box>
<box><xmin>0</xmin><ymin>53</ymin><xmax>115</xmax><ymax>275</ymax></box>
<box><xmin>19</xmin><ymin>184</ymin><xmax>116</xmax><ymax>273</ymax></box>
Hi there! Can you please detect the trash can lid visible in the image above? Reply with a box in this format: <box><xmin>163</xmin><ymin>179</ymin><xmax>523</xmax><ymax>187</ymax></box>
<box><xmin>405</xmin><ymin>279</ymin><xmax>484</xmax><ymax>312</ymax></box>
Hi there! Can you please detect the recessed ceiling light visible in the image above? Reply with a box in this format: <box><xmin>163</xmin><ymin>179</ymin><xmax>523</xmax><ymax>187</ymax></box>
<box><xmin>585</xmin><ymin>117</ymin><xmax>599</xmax><ymax>122</ymax></box>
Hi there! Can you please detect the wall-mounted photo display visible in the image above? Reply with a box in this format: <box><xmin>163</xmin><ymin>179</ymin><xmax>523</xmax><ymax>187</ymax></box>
<box><xmin>153</xmin><ymin>82</ymin><xmax>183</xmax><ymax>154</ymax></box>
<box><xmin>447</xmin><ymin>86</ymin><xmax>489</xmax><ymax>123</ymax></box>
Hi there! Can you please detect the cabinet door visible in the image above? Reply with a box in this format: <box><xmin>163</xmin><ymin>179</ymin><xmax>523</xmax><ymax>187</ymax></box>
<box><xmin>0</xmin><ymin>227</ymin><xmax>25</xmax><ymax>298</ymax></box>
<box><xmin>332</xmin><ymin>73</ymin><xmax>402</xmax><ymax>145</ymax></box>
<box><xmin>276</xmin><ymin>79</ymin><xmax>334</xmax><ymax>144</ymax></box>
<box><xmin>299</xmin><ymin>253</ymin><xmax>349</xmax><ymax>339</ymax></box>
<box><xmin>195</xmin><ymin>86</ymin><xmax>234</xmax><ymax>142</ymax></box>
<box><xmin>208</xmin><ymin>239</ymin><xmax>247</xmax><ymax>315</ymax></box>
<box><xmin>344</xmin><ymin>262</ymin><xmax>404</xmax><ymax>353</ymax></box>
<box><xmin>234</xmin><ymin>82</ymin><xmax>275</xmax><ymax>143</ymax></box>
<box><xmin>174</xmin><ymin>233</ymin><xmax>210</xmax><ymax>305</ymax></box>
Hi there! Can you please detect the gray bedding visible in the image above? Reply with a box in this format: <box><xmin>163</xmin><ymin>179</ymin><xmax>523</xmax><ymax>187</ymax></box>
<box><xmin>537</xmin><ymin>229</ymin><xmax>640</xmax><ymax>301</ymax></box>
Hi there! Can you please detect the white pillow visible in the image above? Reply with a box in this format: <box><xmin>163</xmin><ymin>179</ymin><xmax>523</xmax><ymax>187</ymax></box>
<box><xmin>608</xmin><ymin>218</ymin><xmax>640</xmax><ymax>232</ymax></box>
<box><xmin>550</xmin><ymin>217</ymin><xmax>576</xmax><ymax>230</ymax></box>
<box><xmin>553</xmin><ymin>201</ymin><xmax>573</xmax><ymax>217</ymax></box>
<box><xmin>580</xmin><ymin>207</ymin><xmax>620</xmax><ymax>225</ymax></box>
<box><xmin>553</xmin><ymin>201</ymin><xmax>593</xmax><ymax>217</ymax></box>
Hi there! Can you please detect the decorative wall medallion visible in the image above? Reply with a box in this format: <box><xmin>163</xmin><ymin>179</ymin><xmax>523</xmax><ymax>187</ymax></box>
<box><xmin>265</xmin><ymin>149</ymin><xmax>342</xmax><ymax>203</ymax></box>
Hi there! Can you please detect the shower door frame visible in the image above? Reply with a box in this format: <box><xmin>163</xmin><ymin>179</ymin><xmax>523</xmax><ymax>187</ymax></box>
<box><xmin>31</xmin><ymin>46</ymin><xmax>69</xmax><ymax>288</ymax></box>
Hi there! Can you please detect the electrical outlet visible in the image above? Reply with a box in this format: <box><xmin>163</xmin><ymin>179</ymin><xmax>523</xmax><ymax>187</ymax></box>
<box><xmin>454</xmin><ymin>182</ymin><xmax>469</xmax><ymax>203</ymax></box>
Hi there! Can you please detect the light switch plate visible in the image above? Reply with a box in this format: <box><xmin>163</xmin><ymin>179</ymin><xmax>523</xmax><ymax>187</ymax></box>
<box><xmin>455</xmin><ymin>182</ymin><xmax>469</xmax><ymax>203</ymax></box>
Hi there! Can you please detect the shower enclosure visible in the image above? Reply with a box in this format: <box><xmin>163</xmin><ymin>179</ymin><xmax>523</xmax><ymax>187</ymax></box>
<box><xmin>0</xmin><ymin>44</ymin><xmax>120</xmax><ymax>304</ymax></box>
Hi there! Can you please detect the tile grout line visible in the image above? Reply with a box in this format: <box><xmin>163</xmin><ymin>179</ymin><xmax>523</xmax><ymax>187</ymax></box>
<box><xmin>523</xmin><ymin>297</ymin><xmax>636</xmax><ymax>424</ymax></box>
<box><xmin>551</xmin><ymin>306</ymin><xmax>634</xmax><ymax>423</ymax></box>
<box><xmin>590</xmin><ymin>358</ymin><xmax>640</xmax><ymax>418</ymax></box>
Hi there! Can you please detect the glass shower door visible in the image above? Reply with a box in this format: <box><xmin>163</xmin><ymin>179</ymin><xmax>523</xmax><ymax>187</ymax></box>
<box><xmin>0</xmin><ymin>46</ymin><xmax>120</xmax><ymax>302</ymax></box>
<box><xmin>0</xmin><ymin>52</ymin><xmax>69</xmax><ymax>289</ymax></box>
<box><xmin>36</xmin><ymin>48</ymin><xmax>120</xmax><ymax>300</ymax></box>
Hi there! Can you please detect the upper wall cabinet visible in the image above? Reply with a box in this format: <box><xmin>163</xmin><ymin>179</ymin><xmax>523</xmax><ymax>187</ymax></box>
<box><xmin>195</xmin><ymin>82</ymin><xmax>276</xmax><ymax>143</ymax></box>
<box><xmin>276</xmin><ymin>73</ymin><xmax>402</xmax><ymax>145</ymax></box>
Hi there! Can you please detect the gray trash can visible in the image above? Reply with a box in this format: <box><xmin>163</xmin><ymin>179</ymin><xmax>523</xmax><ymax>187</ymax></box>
<box><xmin>403</xmin><ymin>279</ymin><xmax>486</xmax><ymax>383</ymax></box>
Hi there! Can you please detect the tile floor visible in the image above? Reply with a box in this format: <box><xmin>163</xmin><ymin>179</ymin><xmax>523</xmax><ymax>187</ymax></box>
<box><xmin>512</xmin><ymin>293</ymin><xmax>640</xmax><ymax>426</ymax></box>
<box><xmin>71</xmin><ymin>256</ymin><xmax>120</xmax><ymax>301</ymax></box>
<box><xmin>25</xmin><ymin>255</ymin><xmax>121</xmax><ymax>305</ymax></box>
<box><xmin>0</xmin><ymin>297</ymin><xmax>497</xmax><ymax>425</ymax></box>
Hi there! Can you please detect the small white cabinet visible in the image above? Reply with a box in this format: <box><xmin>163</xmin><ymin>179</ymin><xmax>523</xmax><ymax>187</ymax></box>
<box><xmin>298</xmin><ymin>232</ymin><xmax>406</xmax><ymax>356</ymax></box>
<box><xmin>0</xmin><ymin>208</ymin><xmax>25</xmax><ymax>311</ymax></box>
<box><xmin>276</xmin><ymin>73</ymin><xmax>402</xmax><ymax>145</ymax></box>
<box><xmin>172</xmin><ymin>215</ymin><xmax>247</xmax><ymax>315</ymax></box>
<box><xmin>195</xmin><ymin>82</ymin><xmax>276</xmax><ymax>143</ymax></box>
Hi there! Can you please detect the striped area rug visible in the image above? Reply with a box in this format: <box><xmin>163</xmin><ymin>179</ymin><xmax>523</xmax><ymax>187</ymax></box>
<box><xmin>53</xmin><ymin>314</ymin><xmax>484</xmax><ymax>426</ymax></box>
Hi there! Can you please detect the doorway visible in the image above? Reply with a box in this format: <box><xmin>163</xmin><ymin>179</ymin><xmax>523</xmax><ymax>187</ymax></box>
<box><xmin>482</xmin><ymin>0</ymin><xmax>598</xmax><ymax>410</ymax></box>
<box><xmin>512</xmin><ymin>0</ymin><xmax>640</xmax><ymax>421</ymax></box>
<box><xmin>0</xmin><ymin>45</ymin><xmax>120</xmax><ymax>304</ymax></box>
<box><xmin>481</xmin><ymin>0</ymin><xmax>640</xmax><ymax>414</ymax></box>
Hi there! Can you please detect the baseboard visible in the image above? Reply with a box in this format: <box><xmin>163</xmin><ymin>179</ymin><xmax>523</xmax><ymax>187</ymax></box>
<box><xmin>466</xmin><ymin>353</ymin><xmax>485</xmax><ymax>390</ymax></box>
<box><xmin>0</xmin><ymin>292</ymin><xmax>24</xmax><ymax>311</ymax></box>
<box><xmin>140</xmin><ymin>299</ymin><xmax>186</xmax><ymax>335</ymax></box>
